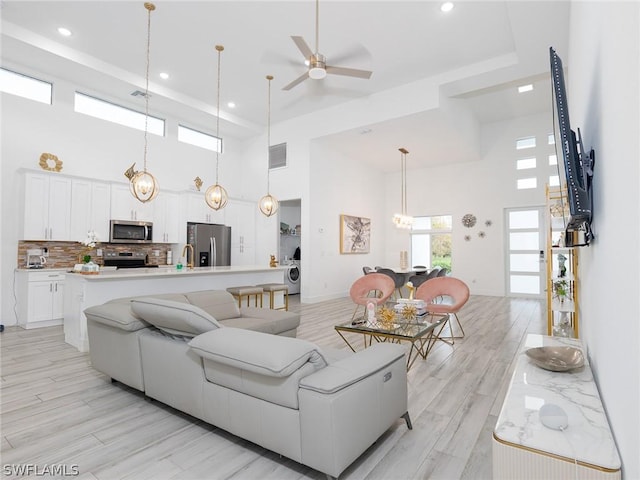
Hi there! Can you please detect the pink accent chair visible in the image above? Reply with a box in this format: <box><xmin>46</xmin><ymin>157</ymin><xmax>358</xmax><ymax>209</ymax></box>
<box><xmin>349</xmin><ymin>273</ymin><xmax>395</xmax><ymax>321</ymax></box>
<box><xmin>415</xmin><ymin>277</ymin><xmax>470</xmax><ymax>344</ymax></box>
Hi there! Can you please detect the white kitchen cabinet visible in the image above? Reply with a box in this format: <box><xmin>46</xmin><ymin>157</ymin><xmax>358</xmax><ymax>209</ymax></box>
<box><xmin>110</xmin><ymin>183</ymin><xmax>154</xmax><ymax>222</ymax></box>
<box><xmin>153</xmin><ymin>191</ymin><xmax>182</xmax><ymax>243</ymax></box>
<box><xmin>183</xmin><ymin>191</ymin><xmax>225</xmax><ymax>224</ymax></box>
<box><xmin>70</xmin><ymin>179</ymin><xmax>111</xmax><ymax>243</ymax></box>
<box><xmin>22</xmin><ymin>172</ymin><xmax>72</xmax><ymax>240</ymax></box>
<box><xmin>15</xmin><ymin>270</ymin><xmax>65</xmax><ymax>328</ymax></box>
<box><xmin>226</xmin><ymin>199</ymin><xmax>256</xmax><ymax>265</ymax></box>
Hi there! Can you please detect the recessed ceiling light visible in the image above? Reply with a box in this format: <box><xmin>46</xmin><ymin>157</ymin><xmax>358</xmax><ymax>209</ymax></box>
<box><xmin>518</xmin><ymin>84</ymin><xmax>534</xmax><ymax>93</ymax></box>
<box><xmin>57</xmin><ymin>27</ymin><xmax>72</xmax><ymax>37</ymax></box>
<box><xmin>159</xmin><ymin>72</ymin><xmax>169</xmax><ymax>80</ymax></box>
<box><xmin>227</xmin><ymin>102</ymin><xmax>236</xmax><ymax>108</ymax></box>
<box><xmin>440</xmin><ymin>2</ymin><xmax>454</xmax><ymax>13</ymax></box>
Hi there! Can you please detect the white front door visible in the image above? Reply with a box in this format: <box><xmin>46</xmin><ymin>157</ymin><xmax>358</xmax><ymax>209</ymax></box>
<box><xmin>505</xmin><ymin>207</ymin><xmax>545</xmax><ymax>298</ymax></box>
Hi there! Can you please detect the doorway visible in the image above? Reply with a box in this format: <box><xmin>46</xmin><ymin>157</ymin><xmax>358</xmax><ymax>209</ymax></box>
<box><xmin>505</xmin><ymin>207</ymin><xmax>545</xmax><ymax>298</ymax></box>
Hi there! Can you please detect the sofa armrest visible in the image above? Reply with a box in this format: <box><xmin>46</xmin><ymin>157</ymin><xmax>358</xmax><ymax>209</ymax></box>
<box><xmin>298</xmin><ymin>343</ymin><xmax>408</xmax><ymax>478</ymax></box>
<box><xmin>299</xmin><ymin>343</ymin><xmax>405</xmax><ymax>394</ymax></box>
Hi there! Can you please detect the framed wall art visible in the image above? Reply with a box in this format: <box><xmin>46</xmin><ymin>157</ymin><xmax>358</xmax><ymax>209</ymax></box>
<box><xmin>340</xmin><ymin>214</ymin><xmax>371</xmax><ymax>254</ymax></box>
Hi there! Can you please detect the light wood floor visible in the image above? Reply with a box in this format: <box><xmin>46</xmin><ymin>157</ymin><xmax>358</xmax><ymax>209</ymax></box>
<box><xmin>1</xmin><ymin>294</ymin><xmax>546</xmax><ymax>480</ymax></box>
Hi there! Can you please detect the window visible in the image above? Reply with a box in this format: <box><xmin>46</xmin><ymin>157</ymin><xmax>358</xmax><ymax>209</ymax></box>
<box><xmin>178</xmin><ymin>125</ymin><xmax>222</xmax><ymax>152</ymax></box>
<box><xmin>548</xmin><ymin>154</ymin><xmax>557</xmax><ymax>165</ymax></box>
<box><xmin>517</xmin><ymin>157</ymin><xmax>536</xmax><ymax>170</ymax></box>
<box><xmin>74</xmin><ymin>92</ymin><xmax>164</xmax><ymax>135</ymax></box>
<box><xmin>549</xmin><ymin>175</ymin><xmax>560</xmax><ymax>187</ymax></box>
<box><xmin>516</xmin><ymin>136</ymin><xmax>536</xmax><ymax>150</ymax></box>
<box><xmin>410</xmin><ymin>215</ymin><xmax>452</xmax><ymax>271</ymax></box>
<box><xmin>548</xmin><ymin>133</ymin><xmax>555</xmax><ymax>145</ymax></box>
<box><xmin>517</xmin><ymin>178</ymin><xmax>537</xmax><ymax>189</ymax></box>
<box><xmin>0</xmin><ymin>68</ymin><xmax>52</xmax><ymax>104</ymax></box>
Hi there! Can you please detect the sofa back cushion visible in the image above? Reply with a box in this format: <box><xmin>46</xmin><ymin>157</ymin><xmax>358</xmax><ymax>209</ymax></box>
<box><xmin>189</xmin><ymin>327</ymin><xmax>327</xmax><ymax>377</ymax></box>
<box><xmin>189</xmin><ymin>328</ymin><xmax>327</xmax><ymax>409</ymax></box>
<box><xmin>183</xmin><ymin>290</ymin><xmax>241</xmax><ymax>320</ymax></box>
<box><xmin>131</xmin><ymin>297</ymin><xmax>221</xmax><ymax>337</ymax></box>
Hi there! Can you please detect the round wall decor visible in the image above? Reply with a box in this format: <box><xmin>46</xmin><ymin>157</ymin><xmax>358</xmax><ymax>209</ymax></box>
<box><xmin>462</xmin><ymin>214</ymin><xmax>477</xmax><ymax>228</ymax></box>
<box><xmin>39</xmin><ymin>152</ymin><xmax>63</xmax><ymax>172</ymax></box>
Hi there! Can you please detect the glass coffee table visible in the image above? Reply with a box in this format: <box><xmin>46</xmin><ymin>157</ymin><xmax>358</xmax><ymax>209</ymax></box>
<box><xmin>335</xmin><ymin>313</ymin><xmax>448</xmax><ymax>371</ymax></box>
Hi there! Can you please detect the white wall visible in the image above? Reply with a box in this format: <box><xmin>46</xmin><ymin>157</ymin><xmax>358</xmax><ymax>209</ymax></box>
<box><xmin>568</xmin><ymin>2</ymin><xmax>640</xmax><ymax>477</ymax></box>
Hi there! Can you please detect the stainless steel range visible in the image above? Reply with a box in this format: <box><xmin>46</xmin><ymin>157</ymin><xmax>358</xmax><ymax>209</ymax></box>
<box><xmin>103</xmin><ymin>251</ymin><xmax>158</xmax><ymax>269</ymax></box>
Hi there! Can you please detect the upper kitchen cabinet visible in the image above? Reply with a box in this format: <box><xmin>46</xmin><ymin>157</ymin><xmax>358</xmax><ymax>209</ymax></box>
<box><xmin>183</xmin><ymin>191</ymin><xmax>225</xmax><ymax>225</ymax></box>
<box><xmin>154</xmin><ymin>191</ymin><xmax>182</xmax><ymax>243</ymax></box>
<box><xmin>22</xmin><ymin>172</ymin><xmax>72</xmax><ymax>240</ymax></box>
<box><xmin>70</xmin><ymin>179</ymin><xmax>111</xmax><ymax>243</ymax></box>
<box><xmin>110</xmin><ymin>183</ymin><xmax>153</xmax><ymax>222</ymax></box>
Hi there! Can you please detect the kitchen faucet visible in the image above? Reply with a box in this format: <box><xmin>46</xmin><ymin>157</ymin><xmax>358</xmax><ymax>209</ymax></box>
<box><xmin>181</xmin><ymin>244</ymin><xmax>194</xmax><ymax>269</ymax></box>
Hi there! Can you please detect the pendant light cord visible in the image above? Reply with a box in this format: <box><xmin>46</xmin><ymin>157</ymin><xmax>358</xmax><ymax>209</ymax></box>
<box><xmin>266</xmin><ymin>75</ymin><xmax>273</xmax><ymax>195</ymax></box>
<box><xmin>215</xmin><ymin>46</ymin><xmax>223</xmax><ymax>183</ymax></box>
<box><xmin>143</xmin><ymin>3</ymin><xmax>154</xmax><ymax>174</ymax></box>
<box><xmin>315</xmin><ymin>0</ymin><xmax>320</xmax><ymax>54</ymax></box>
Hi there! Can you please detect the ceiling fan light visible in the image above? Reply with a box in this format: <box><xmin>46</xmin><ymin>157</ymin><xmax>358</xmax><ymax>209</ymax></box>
<box><xmin>308</xmin><ymin>66</ymin><xmax>327</xmax><ymax>80</ymax></box>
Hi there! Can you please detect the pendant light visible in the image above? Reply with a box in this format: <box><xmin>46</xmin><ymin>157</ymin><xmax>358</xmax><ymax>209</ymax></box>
<box><xmin>129</xmin><ymin>2</ymin><xmax>159</xmax><ymax>203</ymax></box>
<box><xmin>259</xmin><ymin>75</ymin><xmax>279</xmax><ymax>217</ymax></box>
<box><xmin>392</xmin><ymin>147</ymin><xmax>414</xmax><ymax>228</ymax></box>
<box><xmin>204</xmin><ymin>45</ymin><xmax>228</xmax><ymax>210</ymax></box>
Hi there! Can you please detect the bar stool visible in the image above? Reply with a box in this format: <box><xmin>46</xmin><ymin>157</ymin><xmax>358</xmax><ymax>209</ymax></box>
<box><xmin>226</xmin><ymin>286</ymin><xmax>264</xmax><ymax>308</ymax></box>
<box><xmin>256</xmin><ymin>283</ymin><xmax>289</xmax><ymax>311</ymax></box>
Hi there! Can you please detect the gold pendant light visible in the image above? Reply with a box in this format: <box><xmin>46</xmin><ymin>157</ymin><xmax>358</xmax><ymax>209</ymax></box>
<box><xmin>392</xmin><ymin>147</ymin><xmax>413</xmax><ymax>228</ymax></box>
<box><xmin>204</xmin><ymin>45</ymin><xmax>228</xmax><ymax>210</ymax></box>
<box><xmin>130</xmin><ymin>2</ymin><xmax>159</xmax><ymax>203</ymax></box>
<box><xmin>259</xmin><ymin>75</ymin><xmax>279</xmax><ymax>217</ymax></box>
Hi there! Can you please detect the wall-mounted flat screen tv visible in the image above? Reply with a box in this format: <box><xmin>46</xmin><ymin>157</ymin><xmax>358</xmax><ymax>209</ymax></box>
<box><xmin>550</xmin><ymin>47</ymin><xmax>595</xmax><ymax>247</ymax></box>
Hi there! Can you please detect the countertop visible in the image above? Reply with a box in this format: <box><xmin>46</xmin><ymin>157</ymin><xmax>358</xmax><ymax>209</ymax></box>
<box><xmin>64</xmin><ymin>264</ymin><xmax>287</xmax><ymax>281</ymax></box>
<box><xmin>494</xmin><ymin>334</ymin><xmax>621</xmax><ymax>471</ymax></box>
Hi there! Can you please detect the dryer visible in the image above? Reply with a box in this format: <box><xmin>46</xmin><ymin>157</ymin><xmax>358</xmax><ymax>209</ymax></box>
<box><xmin>284</xmin><ymin>261</ymin><xmax>300</xmax><ymax>294</ymax></box>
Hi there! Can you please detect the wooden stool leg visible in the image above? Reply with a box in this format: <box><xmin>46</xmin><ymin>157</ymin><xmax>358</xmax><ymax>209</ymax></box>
<box><xmin>284</xmin><ymin>291</ymin><xmax>289</xmax><ymax>311</ymax></box>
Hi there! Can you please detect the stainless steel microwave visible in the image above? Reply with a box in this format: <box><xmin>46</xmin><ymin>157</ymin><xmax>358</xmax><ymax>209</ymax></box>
<box><xmin>109</xmin><ymin>220</ymin><xmax>153</xmax><ymax>244</ymax></box>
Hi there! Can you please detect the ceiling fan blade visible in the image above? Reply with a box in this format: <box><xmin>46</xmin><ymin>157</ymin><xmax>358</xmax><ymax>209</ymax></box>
<box><xmin>291</xmin><ymin>36</ymin><xmax>313</xmax><ymax>60</ymax></box>
<box><xmin>282</xmin><ymin>71</ymin><xmax>310</xmax><ymax>91</ymax></box>
<box><xmin>326</xmin><ymin>65</ymin><xmax>373</xmax><ymax>79</ymax></box>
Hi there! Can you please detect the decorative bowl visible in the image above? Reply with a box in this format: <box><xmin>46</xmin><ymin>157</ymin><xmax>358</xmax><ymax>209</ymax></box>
<box><xmin>525</xmin><ymin>346</ymin><xmax>585</xmax><ymax>372</ymax></box>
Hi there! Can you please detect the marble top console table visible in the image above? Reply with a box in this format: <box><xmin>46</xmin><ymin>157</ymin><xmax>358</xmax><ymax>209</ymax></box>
<box><xmin>493</xmin><ymin>334</ymin><xmax>621</xmax><ymax>479</ymax></box>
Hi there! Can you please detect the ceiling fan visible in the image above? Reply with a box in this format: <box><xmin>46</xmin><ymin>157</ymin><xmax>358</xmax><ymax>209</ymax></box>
<box><xmin>282</xmin><ymin>0</ymin><xmax>373</xmax><ymax>91</ymax></box>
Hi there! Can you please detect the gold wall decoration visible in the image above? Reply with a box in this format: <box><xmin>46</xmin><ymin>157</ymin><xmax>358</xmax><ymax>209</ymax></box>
<box><xmin>124</xmin><ymin>163</ymin><xmax>137</xmax><ymax>180</ymax></box>
<box><xmin>194</xmin><ymin>176</ymin><xmax>203</xmax><ymax>191</ymax></box>
<box><xmin>39</xmin><ymin>153</ymin><xmax>63</xmax><ymax>172</ymax></box>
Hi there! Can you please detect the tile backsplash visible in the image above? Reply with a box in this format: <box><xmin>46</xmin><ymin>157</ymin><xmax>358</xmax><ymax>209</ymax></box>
<box><xmin>17</xmin><ymin>241</ymin><xmax>172</xmax><ymax>269</ymax></box>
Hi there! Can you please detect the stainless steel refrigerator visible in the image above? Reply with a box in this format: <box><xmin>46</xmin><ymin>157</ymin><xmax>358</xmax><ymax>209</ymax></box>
<box><xmin>186</xmin><ymin>222</ymin><xmax>232</xmax><ymax>267</ymax></box>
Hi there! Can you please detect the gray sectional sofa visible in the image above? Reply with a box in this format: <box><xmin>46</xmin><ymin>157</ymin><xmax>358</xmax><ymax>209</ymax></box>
<box><xmin>84</xmin><ymin>290</ymin><xmax>411</xmax><ymax>479</ymax></box>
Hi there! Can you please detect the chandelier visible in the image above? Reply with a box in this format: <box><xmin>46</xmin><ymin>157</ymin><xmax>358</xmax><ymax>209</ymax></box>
<box><xmin>129</xmin><ymin>2</ymin><xmax>159</xmax><ymax>203</ymax></box>
<box><xmin>204</xmin><ymin>45</ymin><xmax>228</xmax><ymax>210</ymax></box>
<box><xmin>259</xmin><ymin>75</ymin><xmax>279</xmax><ymax>217</ymax></box>
<box><xmin>392</xmin><ymin>147</ymin><xmax>413</xmax><ymax>228</ymax></box>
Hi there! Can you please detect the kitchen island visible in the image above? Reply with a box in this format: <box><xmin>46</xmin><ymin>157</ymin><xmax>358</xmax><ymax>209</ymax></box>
<box><xmin>63</xmin><ymin>265</ymin><xmax>288</xmax><ymax>351</ymax></box>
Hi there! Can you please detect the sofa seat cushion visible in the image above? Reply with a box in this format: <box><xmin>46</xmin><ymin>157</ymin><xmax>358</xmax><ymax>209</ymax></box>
<box><xmin>184</xmin><ymin>290</ymin><xmax>241</xmax><ymax>320</ymax></box>
<box><xmin>219</xmin><ymin>311</ymin><xmax>299</xmax><ymax>336</ymax></box>
<box><xmin>132</xmin><ymin>297</ymin><xmax>221</xmax><ymax>337</ymax></box>
<box><xmin>84</xmin><ymin>301</ymin><xmax>149</xmax><ymax>332</ymax></box>
<box><xmin>189</xmin><ymin>328</ymin><xmax>327</xmax><ymax>378</ymax></box>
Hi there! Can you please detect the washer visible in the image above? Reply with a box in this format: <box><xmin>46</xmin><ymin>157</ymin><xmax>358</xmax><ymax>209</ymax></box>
<box><xmin>284</xmin><ymin>261</ymin><xmax>300</xmax><ymax>294</ymax></box>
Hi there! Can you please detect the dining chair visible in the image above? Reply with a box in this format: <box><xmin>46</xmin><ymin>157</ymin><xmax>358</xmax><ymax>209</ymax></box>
<box><xmin>415</xmin><ymin>276</ymin><xmax>470</xmax><ymax>345</ymax></box>
<box><xmin>362</xmin><ymin>266</ymin><xmax>374</xmax><ymax>275</ymax></box>
<box><xmin>349</xmin><ymin>273</ymin><xmax>395</xmax><ymax>321</ymax></box>
<box><xmin>426</xmin><ymin>268</ymin><xmax>441</xmax><ymax>280</ymax></box>
<box><xmin>412</xmin><ymin>265</ymin><xmax>428</xmax><ymax>275</ymax></box>
<box><xmin>375</xmin><ymin>268</ymin><xmax>405</xmax><ymax>300</ymax></box>
<box><xmin>408</xmin><ymin>274</ymin><xmax>430</xmax><ymax>289</ymax></box>
<box><xmin>437</xmin><ymin>268</ymin><xmax>448</xmax><ymax>277</ymax></box>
